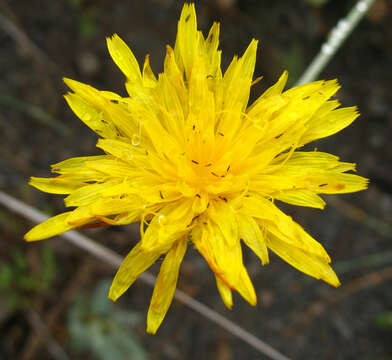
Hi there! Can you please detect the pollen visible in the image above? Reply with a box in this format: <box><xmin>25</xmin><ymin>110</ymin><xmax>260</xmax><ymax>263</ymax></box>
<box><xmin>25</xmin><ymin>3</ymin><xmax>368</xmax><ymax>334</ymax></box>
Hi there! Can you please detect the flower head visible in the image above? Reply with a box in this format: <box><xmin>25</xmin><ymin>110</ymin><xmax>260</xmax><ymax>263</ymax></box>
<box><xmin>25</xmin><ymin>4</ymin><xmax>368</xmax><ymax>333</ymax></box>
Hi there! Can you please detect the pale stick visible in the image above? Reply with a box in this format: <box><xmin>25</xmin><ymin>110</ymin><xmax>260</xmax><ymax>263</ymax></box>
<box><xmin>0</xmin><ymin>190</ymin><xmax>290</xmax><ymax>360</ymax></box>
<box><xmin>296</xmin><ymin>0</ymin><xmax>376</xmax><ymax>85</ymax></box>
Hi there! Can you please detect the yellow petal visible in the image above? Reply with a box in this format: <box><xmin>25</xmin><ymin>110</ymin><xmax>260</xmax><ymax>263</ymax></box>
<box><xmin>51</xmin><ymin>155</ymin><xmax>108</xmax><ymax>174</ymax></box>
<box><xmin>163</xmin><ymin>46</ymin><xmax>188</xmax><ymax>110</ymax></box>
<box><xmin>64</xmin><ymin>93</ymin><xmax>118</xmax><ymax>138</ymax></box>
<box><xmin>84</xmin><ymin>158</ymin><xmax>137</xmax><ymax>178</ymax></box>
<box><xmin>142</xmin><ymin>54</ymin><xmax>157</xmax><ymax>88</ymax></box>
<box><xmin>284</xmin><ymin>79</ymin><xmax>340</xmax><ymax>101</ymax></box>
<box><xmin>96</xmin><ymin>138</ymin><xmax>135</xmax><ymax>161</ymax></box>
<box><xmin>29</xmin><ymin>176</ymin><xmax>83</xmax><ymax>194</ymax></box>
<box><xmin>249</xmin><ymin>70</ymin><xmax>288</xmax><ymax>113</ymax></box>
<box><xmin>141</xmin><ymin>200</ymin><xmax>195</xmax><ymax>252</ymax></box>
<box><xmin>237</xmin><ymin>214</ymin><xmax>269</xmax><ymax>265</ymax></box>
<box><xmin>275</xmin><ymin>189</ymin><xmax>326</xmax><ymax>209</ymax></box>
<box><xmin>99</xmin><ymin>91</ymin><xmax>123</xmax><ymax>101</ymax></box>
<box><xmin>263</xmin><ymin>151</ymin><xmax>368</xmax><ymax>195</ymax></box>
<box><xmin>109</xmin><ymin>242</ymin><xmax>162</xmax><ymax>301</ymax></box>
<box><xmin>159</xmin><ymin>72</ymin><xmax>186</xmax><ymax>139</ymax></box>
<box><xmin>216</xmin><ymin>40</ymin><xmax>258</xmax><ymax>140</ymax></box>
<box><xmin>66</xmin><ymin>206</ymin><xmax>94</xmax><ymax>226</ymax></box>
<box><xmin>215</xmin><ymin>275</ymin><xmax>233</xmax><ymax>309</ymax></box>
<box><xmin>64</xmin><ymin>77</ymin><xmax>139</xmax><ymax>140</ymax></box>
<box><xmin>242</xmin><ymin>195</ymin><xmax>331</xmax><ymax>261</ymax></box>
<box><xmin>238</xmin><ymin>267</ymin><xmax>257</xmax><ymax>306</ymax></box>
<box><xmin>270</xmin><ymin>151</ymin><xmax>352</xmax><ymax>170</ymax></box>
<box><xmin>147</xmin><ymin>238</ymin><xmax>187</xmax><ymax>334</ymax></box>
<box><xmin>24</xmin><ymin>212</ymin><xmax>73</xmax><ymax>241</ymax></box>
<box><xmin>302</xmin><ymin>105</ymin><xmax>359</xmax><ymax>145</ymax></box>
<box><xmin>192</xmin><ymin>222</ymin><xmax>257</xmax><ymax>306</ymax></box>
<box><xmin>174</xmin><ymin>3</ymin><xmax>198</xmax><ymax>79</ymax></box>
<box><xmin>246</xmin><ymin>82</ymin><xmax>287</xmax><ymax>121</ymax></box>
<box><xmin>89</xmin><ymin>196</ymin><xmax>144</xmax><ymax>217</ymax></box>
<box><xmin>106</xmin><ymin>34</ymin><xmax>141</xmax><ymax>82</ymax></box>
<box><xmin>64</xmin><ymin>180</ymin><xmax>120</xmax><ymax>207</ymax></box>
<box><xmin>266</xmin><ymin>233</ymin><xmax>340</xmax><ymax>287</ymax></box>
<box><xmin>204</xmin><ymin>22</ymin><xmax>221</xmax><ymax>78</ymax></box>
<box><xmin>207</xmin><ymin>200</ymin><xmax>238</xmax><ymax>247</ymax></box>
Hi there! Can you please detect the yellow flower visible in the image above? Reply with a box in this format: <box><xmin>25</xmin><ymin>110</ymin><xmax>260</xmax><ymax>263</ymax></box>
<box><xmin>25</xmin><ymin>3</ymin><xmax>368</xmax><ymax>333</ymax></box>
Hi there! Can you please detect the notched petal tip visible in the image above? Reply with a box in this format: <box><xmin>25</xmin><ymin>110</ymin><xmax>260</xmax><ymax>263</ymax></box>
<box><xmin>106</xmin><ymin>33</ymin><xmax>118</xmax><ymax>41</ymax></box>
<box><xmin>106</xmin><ymin>33</ymin><xmax>142</xmax><ymax>82</ymax></box>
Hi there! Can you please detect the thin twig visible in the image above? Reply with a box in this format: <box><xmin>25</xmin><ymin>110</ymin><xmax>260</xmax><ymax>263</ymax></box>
<box><xmin>21</xmin><ymin>260</ymin><xmax>93</xmax><ymax>360</ymax></box>
<box><xmin>328</xmin><ymin>197</ymin><xmax>392</xmax><ymax>239</ymax></box>
<box><xmin>0</xmin><ymin>190</ymin><xmax>291</xmax><ymax>360</ymax></box>
<box><xmin>296</xmin><ymin>0</ymin><xmax>376</xmax><ymax>85</ymax></box>
<box><xmin>335</xmin><ymin>250</ymin><xmax>392</xmax><ymax>274</ymax></box>
<box><xmin>328</xmin><ymin>197</ymin><xmax>392</xmax><ymax>273</ymax></box>
<box><xmin>25</xmin><ymin>311</ymin><xmax>70</xmax><ymax>360</ymax></box>
<box><xmin>0</xmin><ymin>11</ymin><xmax>59</xmax><ymax>72</ymax></box>
<box><xmin>0</xmin><ymin>94</ymin><xmax>71</xmax><ymax>137</ymax></box>
<box><xmin>292</xmin><ymin>265</ymin><xmax>392</xmax><ymax>328</ymax></box>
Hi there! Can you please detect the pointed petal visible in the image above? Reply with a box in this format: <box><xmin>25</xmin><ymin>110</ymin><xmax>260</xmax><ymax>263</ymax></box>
<box><xmin>64</xmin><ymin>92</ymin><xmax>118</xmax><ymax>138</ymax></box>
<box><xmin>147</xmin><ymin>238</ymin><xmax>187</xmax><ymax>334</ymax></box>
<box><xmin>84</xmin><ymin>158</ymin><xmax>137</xmax><ymax>178</ymax></box>
<box><xmin>267</xmin><ymin>233</ymin><xmax>340</xmax><ymax>287</ymax></box>
<box><xmin>51</xmin><ymin>155</ymin><xmax>108</xmax><ymax>174</ymax></box>
<box><xmin>253</xmin><ymin>70</ymin><xmax>288</xmax><ymax>104</ymax></box>
<box><xmin>142</xmin><ymin>54</ymin><xmax>157</xmax><ymax>87</ymax></box>
<box><xmin>246</xmin><ymin>70</ymin><xmax>288</xmax><ymax>120</ymax></box>
<box><xmin>192</xmin><ymin>222</ymin><xmax>257</xmax><ymax>306</ymax></box>
<box><xmin>216</xmin><ymin>40</ymin><xmax>258</xmax><ymax>140</ymax></box>
<box><xmin>237</xmin><ymin>214</ymin><xmax>269</xmax><ymax>265</ymax></box>
<box><xmin>109</xmin><ymin>242</ymin><xmax>162</xmax><ymax>301</ymax></box>
<box><xmin>174</xmin><ymin>3</ymin><xmax>198</xmax><ymax>78</ymax></box>
<box><xmin>301</xmin><ymin>106</ymin><xmax>360</xmax><ymax>145</ymax></box>
<box><xmin>24</xmin><ymin>212</ymin><xmax>73</xmax><ymax>241</ymax></box>
<box><xmin>106</xmin><ymin>34</ymin><xmax>141</xmax><ymax>82</ymax></box>
<box><xmin>64</xmin><ymin>180</ymin><xmax>120</xmax><ymax>207</ymax></box>
<box><xmin>207</xmin><ymin>200</ymin><xmax>238</xmax><ymax>247</ymax></box>
<box><xmin>265</xmin><ymin>151</ymin><xmax>369</xmax><ymax>195</ymax></box>
<box><xmin>29</xmin><ymin>176</ymin><xmax>83</xmax><ymax>194</ymax></box>
<box><xmin>241</xmin><ymin>195</ymin><xmax>331</xmax><ymax>261</ymax></box>
<box><xmin>96</xmin><ymin>138</ymin><xmax>137</xmax><ymax>161</ymax></box>
<box><xmin>205</xmin><ymin>22</ymin><xmax>221</xmax><ymax>77</ymax></box>
<box><xmin>275</xmin><ymin>189</ymin><xmax>326</xmax><ymax>209</ymax></box>
<box><xmin>141</xmin><ymin>200</ymin><xmax>195</xmax><ymax>252</ymax></box>
<box><xmin>215</xmin><ymin>275</ymin><xmax>233</xmax><ymax>309</ymax></box>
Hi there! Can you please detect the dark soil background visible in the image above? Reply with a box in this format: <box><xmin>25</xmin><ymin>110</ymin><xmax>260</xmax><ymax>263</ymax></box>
<box><xmin>0</xmin><ymin>0</ymin><xmax>391</xmax><ymax>359</ymax></box>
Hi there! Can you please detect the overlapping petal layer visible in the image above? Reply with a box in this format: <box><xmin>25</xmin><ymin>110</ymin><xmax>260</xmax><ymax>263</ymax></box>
<box><xmin>25</xmin><ymin>3</ymin><xmax>368</xmax><ymax>333</ymax></box>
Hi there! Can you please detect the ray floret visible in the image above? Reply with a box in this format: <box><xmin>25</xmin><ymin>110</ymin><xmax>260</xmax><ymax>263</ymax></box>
<box><xmin>25</xmin><ymin>3</ymin><xmax>368</xmax><ymax>333</ymax></box>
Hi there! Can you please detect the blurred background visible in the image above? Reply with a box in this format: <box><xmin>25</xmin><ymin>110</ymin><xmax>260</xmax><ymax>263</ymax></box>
<box><xmin>0</xmin><ymin>0</ymin><xmax>391</xmax><ymax>359</ymax></box>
